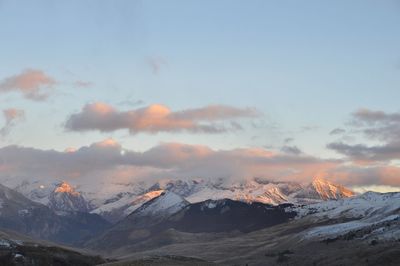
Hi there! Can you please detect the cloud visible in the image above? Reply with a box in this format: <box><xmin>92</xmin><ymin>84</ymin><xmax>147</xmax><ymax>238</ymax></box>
<box><xmin>284</xmin><ymin>138</ymin><xmax>294</xmax><ymax>144</ymax></box>
<box><xmin>329</xmin><ymin>128</ymin><xmax>346</xmax><ymax>135</ymax></box>
<box><xmin>327</xmin><ymin>108</ymin><xmax>400</xmax><ymax>165</ymax></box>
<box><xmin>117</xmin><ymin>99</ymin><xmax>144</xmax><ymax>107</ymax></box>
<box><xmin>0</xmin><ymin>140</ymin><xmax>398</xmax><ymax>192</ymax></box>
<box><xmin>0</xmin><ymin>108</ymin><xmax>25</xmax><ymax>136</ymax></box>
<box><xmin>348</xmin><ymin>108</ymin><xmax>400</xmax><ymax>142</ymax></box>
<box><xmin>73</xmin><ymin>80</ymin><xmax>93</xmax><ymax>88</ymax></box>
<box><xmin>328</xmin><ymin>165</ymin><xmax>400</xmax><ymax>188</ymax></box>
<box><xmin>281</xmin><ymin>145</ymin><xmax>302</xmax><ymax>155</ymax></box>
<box><xmin>352</xmin><ymin>108</ymin><xmax>400</xmax><ymax>125</ymax></box>
<box><xmin>327</xmin><ymin>109</ymin><xmax>400</xmax><ymax>163</ymax></box>
<box><xmin>0</xmin><ymin>69</ymin><xmax>56</xmax><ymax>100</ymax></box>
<box><xmin>300</xmin><ymin>125</ymin><xmax>319</xmax><ymax>132</ymax></box>
<box><xmin>147</xmin><ymin>56</ymin><xmax>168</xmax><ymax>75</ymax></box>
<box><xmin>0</xmin><ymin>140</ymin><xmax>335</xmax><ymax>185</ymax></box>
<box><xmin>65</xmin><ymin>102</ymin><xmax>260</xmax><ymax>134</ymax></box>
<box><xmin>327</xmin><ymin>141</ymin><xmax>400</xmax><ymax>163</ymax></box>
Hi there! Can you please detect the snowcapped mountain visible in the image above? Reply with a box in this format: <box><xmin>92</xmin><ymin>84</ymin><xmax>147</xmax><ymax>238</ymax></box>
<box><xmin>90</xmin><ymin>191</ymin><xmax>400</xmax><ymax>265</ymax></box>
<box><xmin>91</xmin><ymin>190</ymin><xmax>164</xmax><ymax>223</ymax></box>
<box><xmin>91</xmin><ymin>177</ymin><xmax>354</xmax><ymax>222</ymax></box>
<box><xmin>10</xmin><ymin>180</ymin><xmax>92</xmax><ymax>213</ymax></box>
<box><xmin>85</xmin><ymin>191</ymin><xmax>189</xmax><ymax>251</ymax></box>
<box><xmin>294</xmin><ymin>176</ymin><xmax>355</xmax><ymax>201</ymax></box>
<box><xmin>2</xmin><ymin>175</ymin><xmax>354</xmax><ymax>223</ymax></box>
<box><xmin>295</xmin><ymin>191</ymin><xmax>400</xmax><ymax>241</ymax></box>
<box><xmin>297</xmin><ymin>191</ymin><xmax>400</xmax><ymax>220</ymax></box>
<box><xmin>86</xmin><ymin>193</ymin><xmax>295</xmax><ymax>251</ymax></box>
<box><xmin>143</xmin><ymin>177</ymin><xmax>354</xmax><ymax>204</ymax></box>
<box><xmin>0</xmin><ymin>183</ymin><xmax>110</xmax><ymax>245</ymax></box>
<box><xmin>128</xmin><ymin>191</ymin><xmax>189</xmax><ymax>221</ymax></box>
<box><xmin>48</xmin><ymin>182</ymin><xmax>91</xmax><ymax>213</ymax></box>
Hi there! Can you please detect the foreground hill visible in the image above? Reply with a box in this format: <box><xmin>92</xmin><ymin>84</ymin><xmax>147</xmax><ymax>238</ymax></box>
<box><xmin>0</xmin><ymin>230</ymin><xmax>106</xmax><ymax>266</ymax></box>
<box><xmin>99</xmin><ymin>255</ymin><xmax>214</xmax><ymax>266</ymax></box>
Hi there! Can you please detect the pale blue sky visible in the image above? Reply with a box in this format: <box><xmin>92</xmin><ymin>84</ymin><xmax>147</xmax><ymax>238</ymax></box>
<box><xmin>1</xmin><ymin>0</ymin><xmax>400</xmax><ymax>157</ymax></box>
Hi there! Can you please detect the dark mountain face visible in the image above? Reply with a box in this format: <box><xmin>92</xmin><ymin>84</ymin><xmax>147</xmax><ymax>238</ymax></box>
<box><xmin>0</xmin><ymin>184</ymin><xmax>110</xmax><ymax>246</ymax></box>
<box><xmin>53</xmin><ymin>212</ymin><xmax>111</xmax><ymax>245</ymax></box>
<box><xmin>167</xmin><ymin>199</ymin><xmax>296</xmax><ymax>233</ymax></box>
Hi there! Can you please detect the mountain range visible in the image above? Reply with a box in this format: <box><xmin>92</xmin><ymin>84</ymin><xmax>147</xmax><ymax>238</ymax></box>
<box><xmin>0</xmin><ymin>177</ymin><xmax>398</xmax><ymax>265</ymax></box>
<box><xmin>0</xmin><ymin>183</ymin><xmax>110</xmax><ymax>246</ymax></box>
<box><xmin>93</xmin><ymin>190</ymin><xmax>399</xmax><ymax>265</ymax></box>
<box><xmin>91</xmin><ymin>176</ymin><xmax>354</xmax><ymax>222</ymax></box>
<box><xmin>4</xmin><ymin>176</ymin><xmax>354</xmax><ymax>223</ymax></box>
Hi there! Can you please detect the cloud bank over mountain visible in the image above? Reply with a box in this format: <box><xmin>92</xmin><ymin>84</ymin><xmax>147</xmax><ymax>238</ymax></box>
<box><xmin>0</xmin><ymin>139</ymin><xmax>399</xmax><ymax>192</ymax></box>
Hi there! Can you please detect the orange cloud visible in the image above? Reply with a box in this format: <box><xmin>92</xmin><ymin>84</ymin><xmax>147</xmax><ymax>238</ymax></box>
<box><xmin>0</xmin><ymin>69</ymin><xmax>56</xmax><ymax>100</ymax></box>
<box><xmin>65</xmin><ymin>102</ymin><xmax>259</xmax><ymax>134</ymax></box>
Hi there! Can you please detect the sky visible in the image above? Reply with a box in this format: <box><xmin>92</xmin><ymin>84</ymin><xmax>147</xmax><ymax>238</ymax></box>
<box><xmin>0</xmin><ymin>0</ymin><xmax>400</xmax><ymax>192</ymax></box>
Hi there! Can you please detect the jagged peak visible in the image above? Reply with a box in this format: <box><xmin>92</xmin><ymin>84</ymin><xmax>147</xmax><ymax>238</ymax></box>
<box><xmin>311</xmin><ymin>176</ymin><xmax>355</xmax><ymax>200</ymax></box>
<box><xmin>311</xmin><ymin>176</ymin><xmax>332</xmax><ymax>185</ymax></box>
<box><xmin>150</xmin><ymin>190</ymin><xmax>188</xmax><ymax>205</ymax></box>
<box><xmin>54</xmin><ymin>181</ymin><xmax>80</xmax><ymax>196</ymax></box>
<box><xmin>49</xmin><ymin>181</ymin><xmax>91</xmax><ymax>213</ymax></box>
<box><xmin>133</xmin><ymin>191</ymin><xmax>189</xmax><ymax>216</ymax></box>
<box><xmin>130</xmin><ymin>190</ymin><xmax>164</xmax><ymax>206</ymax></box>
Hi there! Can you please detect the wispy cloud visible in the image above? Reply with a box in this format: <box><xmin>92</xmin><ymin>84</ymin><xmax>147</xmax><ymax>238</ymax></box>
<box><xmin>0</xmin><ymin>69</ymin><xmax>56</xmax><ymax>100</ymax></box>
<box><xmin>147</xmin><ymin>56</ymin><xmax>168</xmax><ymax>75</ymax></box>
<box><xmin>329</xmin><ymin>128</ymin><xmax>346</xmax><ymax>135</ymax></box>
<box><xmin>1</xmin><ymin>108</ymin><xmax>25</xmax><ymax>136</ymax></box>
<box><xmin>281</xmin><ymin>145</ymin><xmax>302</xmax><ymax>155</ymax></box>
<box><xmin>73</xmin><ymin>80</ymin><xmax>93</xmax><ymax>88</ymax></box>
<box><xmin>65</xmin><ymin>102</ymin><xmax>260</xmax><ymax>134</ymax></box>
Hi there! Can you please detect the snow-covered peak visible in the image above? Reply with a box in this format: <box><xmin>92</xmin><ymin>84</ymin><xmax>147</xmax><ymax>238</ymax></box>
<box><xmin>48</xmin><ymin>182</ymin><xmax>90</xmax><ymax>213</ymax></box>
<box><xmin>54</xmin><ymin>182</ymin><xmax>80</xmax><ymax>196</ymax></box>
<box><xmin>130</xmin><ymin>190</ymin><xmax>164</xmax><ymax>206</ymax></box>
<box><xmin>123</xmin><ymin>190</ymin><xmax>165</xmax><ymax>215</ymax></box>
<box><xmin>0</xmin><ymin>183</ymin><xmax>31</xmax><ymax>204</ymax></box>
<box><xmin>132</xmin><ymin>191</ymin><xmax>189</xmax><ymax>217</ymax></box>
<box><xmin>297</xmin><ymin>191</ymin><xmax>400</xmax><ymax>220</ymax></box>
<box><xmin>310</xmin><ymin>177</ymin><xmax>355</xmax><ymax>200</ymax></box>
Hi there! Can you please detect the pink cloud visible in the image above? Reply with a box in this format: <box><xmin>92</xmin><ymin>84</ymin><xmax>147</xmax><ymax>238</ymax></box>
<box><xmin>1</xmin><ymin>139</ymin><xmax>397</xmax><ymax>188</ymax></box>
<box><xmin>1</xmin><ymin>108</ymin><xmax>25</xmax><ymax>136</ymax></box>
<box><xmin>0</xmin><ymin>69</ymin><xmax>56</xmax><ymax>100</ymax></box>
<box><xmin>65</xmin><ymin>102</ymin><xmax>259</xmax><ymax>134</ymax></box>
